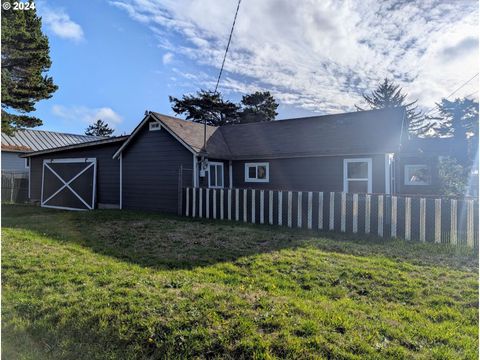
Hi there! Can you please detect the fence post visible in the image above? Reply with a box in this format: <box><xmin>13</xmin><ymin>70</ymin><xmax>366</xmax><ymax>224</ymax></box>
<box><xmin>365</xmin><ymin>194</ymin><xmax>371</xmax><ymax>234</ymax></box>
<box><xmin>213</xmin><ymin>189</ymin><xmax>217</xmax><ymax>219</ymax></box>
<box><xmin>287</xmin><ymin>191</ymin><xmax>292</xmax><ymax>228</ymax></box>
<box><xmin>329</xmin><ymin>192</ymin><xmax>335</xmax><ymax>231</ymax></box>
<box><xmin>235</xmin><ymin>188</ymin><xmax>239</xmax><ymax>221</ymax></box>
<box><xmin>307</xmin><ymin>192</ymin><xmax>313</xmax><ymax>229</ymax></box>
<box><xmin>340</xmin><ymin>192</ymin><xmax>346</xmax><ymax>232</ymax></box>
<box><xmin>251</xmin><ymin>189</ymin><xmax>256</xmax><ymax>224</ymax></box>
<box><xmin>378</xmin><ymin>195</ymin><xmax>384</xmax><ymax>237</ymax></box>
<box><xmin>192</xmin><ymin>188</ymin><xmax>196</xmax><ymax>218</ymax></box>
<box><xmin>297</xmin><ymin>192</ymin><xmax>302</xmax><ymax>228</ymax></box>
<box><xmin>419</xmin><ymin>198</ymin><xmax>426</xmax><ymax>242</ymax></box>
<box><xmin>318</xmin><ymin>192</ymin><xmax>324</xmax><ymax>230</ymax></box>
<box><xmin>243</xmin><ymin>189</ymin><xmax>247</xmax><ymax>222</ymax></box>
<box><xmin>450</xmin><ymin>199</ymin><xmax>457</xmax><ymax>245</ymax></box>
<box><xmin>269</xmin><ymin>190</ymin><xmax>273</xmax><ymax>225</ymax></box>
<box><xmin>434</xmin><ymin>199</ymin><xmax>441</xmax><ymax>243</ymax></box>
<box><xmin>220</xmin><ymin>189</ymin><xmax>224</xmax><ymax>220</ymax></box>
<box><xmin>278</xmin><ymin>191</ymin><xmax>283</xmax><ymax>226</ymax></box>
<box><xmin>405</xmin><ymin>197</ymin><xmax>411</xmax><ymax>240</ymax></box>
<box><xmin>391</xmin><ymin>196</ymin><xmax>397</xmax><ymax>238</ymax></box>
<box><xmin>260</xmin><ymin>190</ymin><xmax>264</xmax><ymax>224</ymax></box>
<box><xmin>186</xmin><ymin>187</ymin><xmax>190</xmax><ymax>217</ymax></box>
<box><xmin>467</xmin><ymin>200</ymin><xmax>474</xmax><ymax>248</ymax></box>
<box><xmin>199</xmin><ymin>188</ymin><xmax>203</xmax><ymax>218</ymax></box>
<box><xmin>352</xmin><ymin>193</ymin><xmax>358</xmax><ymax>233</ymax></box>
<box><xmin>228</xmin><ymin>189</ymin><xmax>232</xmax><ymax>220</ymax></box>
<box><xmin>10</xmin><ymin>173</ymin><xmax>14</xmax><ymax>202</ymax></box>
<box><xmin>206</xmin><ymin>188</ymin><xmax>210</xmax><ymax>219</ymax></box>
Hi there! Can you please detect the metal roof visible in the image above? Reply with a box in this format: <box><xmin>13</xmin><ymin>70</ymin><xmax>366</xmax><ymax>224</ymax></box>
<box><xmin>1</xmin><ymin>129</ymin><xmax>103</xmax><ymax>153</ymax></box>
<box><xmin>21</xmin><ymin>136</ymin><xmax>128</xmax><ymax>158</ymax></box>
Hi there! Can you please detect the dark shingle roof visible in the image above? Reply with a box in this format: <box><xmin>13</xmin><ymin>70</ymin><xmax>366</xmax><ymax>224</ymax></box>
<box><xmin>206</xmin><ymin>107</ymin><xmax>406</xmax><ymax>159</ymax></box>
<box><xmin>1</xmin><ymin>129</ymin><xmax>103</xmax><ymax>152</ymax></box>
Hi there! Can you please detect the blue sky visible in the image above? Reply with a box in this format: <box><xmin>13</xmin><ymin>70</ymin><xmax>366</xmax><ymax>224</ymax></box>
<box><xmin>34</xmin><ymin>0</ymin><xmax>479</xmax><ymax>135</ymax></box>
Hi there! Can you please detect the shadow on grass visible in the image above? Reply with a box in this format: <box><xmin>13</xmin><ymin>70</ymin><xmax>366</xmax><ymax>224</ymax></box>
<box><xmin>2</xmin><ymin>204</ymin><xmax>477</xmax><ymax>271</ymax></box>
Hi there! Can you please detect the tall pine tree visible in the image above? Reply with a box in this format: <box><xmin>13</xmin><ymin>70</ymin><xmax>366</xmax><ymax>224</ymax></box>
<box><xmin>356</xmin><ymin>78</ymin><xmax>428</xmax><ymax>135</ymax></box>
<box><xmin>85</xmin><ymin>120</ymin><xmax>115</xmax><ymax>137</ymax></box>
<box><xmin>2</xmin><ymin>6</ymin><xmax>58</xmax><ymax>134</ymax></box>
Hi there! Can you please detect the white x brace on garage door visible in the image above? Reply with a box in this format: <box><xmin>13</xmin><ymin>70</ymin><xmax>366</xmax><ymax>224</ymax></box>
<box><xmin>41</xmin><ymin>158</ymin><xmax>97</xmax><ymax>211</ymax></box>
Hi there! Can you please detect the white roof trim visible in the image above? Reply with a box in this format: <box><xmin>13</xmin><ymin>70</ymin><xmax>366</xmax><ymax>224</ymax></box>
<box><xmin>112</xmin><ymin>113</ymin><xmax>196</xmax><ymax>159</ymax></box>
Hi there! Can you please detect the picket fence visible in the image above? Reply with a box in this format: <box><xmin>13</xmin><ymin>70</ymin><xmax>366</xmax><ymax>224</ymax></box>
<box><xmin>183</xmin><ymin>188</ymin><xmax>479</xmax><ymax>249</ymax></box>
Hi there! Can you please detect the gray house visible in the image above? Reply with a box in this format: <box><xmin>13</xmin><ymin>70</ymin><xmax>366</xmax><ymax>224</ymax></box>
<box><xmin>24</xmin><ymin>107</ymin><xmax>459</xmax><ymax>212</ymax></box>
<box><xmin>2</xmin><ymin>129</ymin><xmax>101</xmax><ymax>172</ymax></box>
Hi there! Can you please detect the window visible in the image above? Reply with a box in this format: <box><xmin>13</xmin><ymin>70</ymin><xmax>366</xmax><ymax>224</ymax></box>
<box><xmin>208</xmin><ymin>162</ymin><xmax>224</xmax><ymax>188</ymax></box>
<box><xmin>25</xmin><ymin>158</ymin><xmax>30</xmax><ymax>168</ymax></box>
<box><xmin>245</xmin><ymin>162</ymin><xmax>269</xmax><ymax>183</ymax></box>
<box><xmin>343</xmin><ymin>158</ymin><xmax>372</xmax><ymax>193</ymax></box>
<box><xmin>149</xmin><ymin>122</ymin><xmax>161</xmax><ymax>131</ymax></box>
<box><xmin>404</xmin><ymin>165</ymin><xmax>430</xmax><ymax>185</ymax></box>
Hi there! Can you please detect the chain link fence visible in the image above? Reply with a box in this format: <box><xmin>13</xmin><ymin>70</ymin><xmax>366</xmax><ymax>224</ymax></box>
<box><xmin>2</xmin><ymin>171</ymin><xmax>29</xmax><ymax>203</ymax></box>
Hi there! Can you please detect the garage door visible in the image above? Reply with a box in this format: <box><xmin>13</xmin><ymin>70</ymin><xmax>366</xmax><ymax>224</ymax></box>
<box><xmin>41</xmin><ymin>158</ymin><xmax>97</xmax><ymax>211</ymax></box>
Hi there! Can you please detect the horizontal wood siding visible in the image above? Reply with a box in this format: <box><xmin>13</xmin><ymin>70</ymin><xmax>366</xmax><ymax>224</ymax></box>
<box><xmin>122</xmin><ymin>121</ymin><xmax>193</xmax><ymax>213</ymax></box>
<box><xmin>2</xmin><ymin>152</ymin><xmax>28</xmax><ymax>172</ymax></box>
<box><xmin>232</xmin><ymin>155</ymin><xmax>385</xmax><ymax>193</ymax></box>
<box><xmin>29</xmin><ymin>143</ymin><xmax>121</xmax><ymax>206</ymax></box>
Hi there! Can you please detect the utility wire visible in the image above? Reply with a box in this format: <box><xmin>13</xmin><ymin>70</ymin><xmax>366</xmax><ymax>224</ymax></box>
<box><xmin>424</xmin><ymin>73</ymin><xmax>479</xmax><ymax>116</ymax></box>
<box><xmin>214</xmin><ymin>0</ymin><xmax>242</xmax><ymax>93</ymax></box>
<box><xmin>202</xmin><ymin>0</ymin><xmax>242</xmax><ymax>153</ymax></box>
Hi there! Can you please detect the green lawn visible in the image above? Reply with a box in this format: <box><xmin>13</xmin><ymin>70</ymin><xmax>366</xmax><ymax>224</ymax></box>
<box><xmin>2</xmin><ymin>204</ymin><xmax>478</xmax><ymax>359</ymax></box>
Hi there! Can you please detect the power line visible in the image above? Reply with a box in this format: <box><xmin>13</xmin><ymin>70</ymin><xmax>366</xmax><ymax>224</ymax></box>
<box><xmin>202</xmin><ymin>0</ymin><xmax>242</xmax><ymax>151</ymax></box>
<box><xmin>425</xmin><ymin>87</ymin><xmax>479</xmax><ymax>118</ymax></box>
<box><xmin>424</xmin><ymin>73</ymin><xmax>479</xmax><ymax>116</ymax></box>
<box><xmin>214</xmin><ymin>0</ymin><xmax>242</xmax><ymax>93</ymax></box>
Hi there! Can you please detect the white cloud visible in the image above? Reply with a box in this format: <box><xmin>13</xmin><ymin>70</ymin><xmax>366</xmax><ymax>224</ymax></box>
<box><xmin>52</xmin><ymin>105</ymin><xmax>123</xmax><ymax>127</ymax></box>
<box><xmin>162</xmin><ymin>52</ymin><xmax>174</xmax><ymax>64</ymax></box>
<box><xmin>111</xmin><ymin>0</ymin><xmax>479</xmax><ymax>114</ymax></box>
<box><xmin>41</xmin><ymin>8</ymin><xmax>84</xmax><ymax>42</ymax></box>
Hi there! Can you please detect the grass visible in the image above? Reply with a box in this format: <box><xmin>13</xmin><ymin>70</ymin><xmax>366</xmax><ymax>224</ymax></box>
<box><xmin>1</xmin><ymin>204</ymin><xmax>478</xmax><ymax>359</ymax></box>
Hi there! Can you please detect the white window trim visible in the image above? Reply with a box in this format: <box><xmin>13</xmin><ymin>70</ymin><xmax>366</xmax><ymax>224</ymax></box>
<box><xmin>245</xmin><ymin>162</ymin><xmax>270</xmax><ymax>183</ymax></box>
<box><xmin>404</xmin><ymin>164</ymin><xmax>431</xmax><ymax>186</ymax></box>
<box><xmin>208</xmin><ymin>161</ymin><xmax>224</xmax><ymax>188</ymax></box>
<box><xmin>149</xmin><ymin>122</ymin><xmax>161</xmax><ymax>131</ymax></box>
<box><xmin>25</xmin><ymin>158</ymin><xmax>30</xmax><ymax>169</ymax></box>
<box><xmin>343</xmin><ymin>158</ymin><xmax>372</xmax><ymax>193</ymax></box>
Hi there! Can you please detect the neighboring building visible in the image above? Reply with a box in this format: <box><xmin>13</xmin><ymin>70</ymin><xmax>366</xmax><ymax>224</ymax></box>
<box><xmin>1</xmin><ymin>129</ymin><xmax>102</xmax><ymax>172</ymax></box>
<box><xmin>24</xmin><ymin>107</ymin><xmax>472</xmax><ymax>212</ymax></box>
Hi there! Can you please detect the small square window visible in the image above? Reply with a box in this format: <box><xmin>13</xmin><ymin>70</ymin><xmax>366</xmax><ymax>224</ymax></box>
<box><xmin>245</xmin><ymin>163</ymin><xmax>269</xmax><ymax>183</ymax></box>
<box><xmin>404</xmin><ymin>165</ymin><xmax>431</xmax><ymax>185</ymax></box>
<box><xmin>149</xmin><ymin>122</ymin><xmax>161</xmax><ymax>131</ymax></box>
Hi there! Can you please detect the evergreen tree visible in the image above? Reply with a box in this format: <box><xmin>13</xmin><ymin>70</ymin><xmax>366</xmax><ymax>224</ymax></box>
<box><xmin>356</xmin><ymin>78</ymin><xmax>428</xmax><ymax>135</ymax></box>
<box><xmin>431</xmin><ymin>98</ymin><xmax>479</xmax><ymax>165</ymax></box>
<box><xmin>432</xmin><ymin>98</ymin><xmax>478</xmax><ymax>139</ymax></box>
<box><xmin>238</xmin><ymin>91</ymin><xmax>278</xmax><ymax>123</ymax></box>
<box><xmin>85</xmin><ymin>120</ymin><xmax>115</xmax><ymax>136</ymax></box>
<box><xmin>169</xmin><ymin>90</ymin><xmax>239</xmax><ymax>126</ymax></box>
<box><xmin>2</xmin><ymin>6</ymin><xmax>58</xmax><ymax>134</ymax></box>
